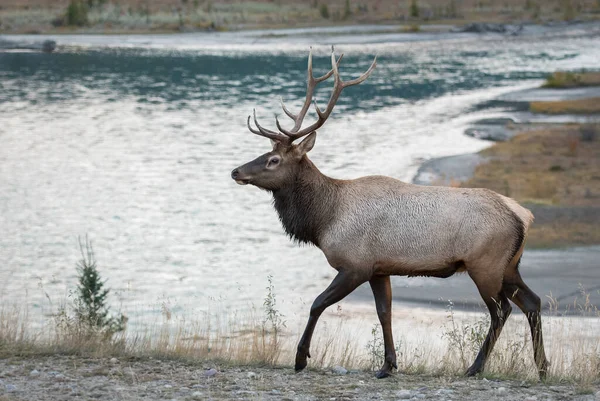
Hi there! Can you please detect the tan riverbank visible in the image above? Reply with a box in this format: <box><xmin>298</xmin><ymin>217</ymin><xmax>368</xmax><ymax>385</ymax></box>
<box><xmin>2</xmin><ymin>0</ymin><xmax>600</xmax><ymax>34</ymax></box>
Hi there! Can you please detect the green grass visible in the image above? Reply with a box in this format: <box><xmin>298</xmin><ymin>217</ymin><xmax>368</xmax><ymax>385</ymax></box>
<box><xmin>543</xmin><ymin>71</ymin><xmax>600</xmax><ymax>89</ymax></box>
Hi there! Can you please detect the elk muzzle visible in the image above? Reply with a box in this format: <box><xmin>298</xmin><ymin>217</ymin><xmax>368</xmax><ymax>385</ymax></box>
<box><xmin>231</xmin><ymin>168</ymin><xmax>249</xmax><ymax>185</ymax></box>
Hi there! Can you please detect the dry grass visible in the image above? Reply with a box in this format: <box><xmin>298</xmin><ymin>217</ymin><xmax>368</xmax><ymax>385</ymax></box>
<box><xmin>461</xmin><ymin>124</ymin><xmax>600</xmax><ymax>247</ymax></box>
<box><xmin>1</xmin><ymin>287</ymin><xmax>600</xmax><ymax>386</ymax></box>
<box><xmin>543</xmin><ymin>71</ymin><xmax>600</xmax><ymax>89</ymax></box>
<box><xmin>530</xmin><ymin>98</ymin><xmax>600</xmax><ymax>115</ymax></box>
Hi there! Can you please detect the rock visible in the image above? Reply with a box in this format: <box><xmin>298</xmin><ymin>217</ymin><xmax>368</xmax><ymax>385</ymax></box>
<box><xmin>204</xmin><ymin>368</ymin><xmax>218</xmax><ymax>377</ymax></box>
<box><xmin>0</xmin><ymin>38</ymin><xmax>57</xmax><ymax>52</ymax></box>
<box><xmin>497</xmin><ymin>387</ymin><xmax>507</xmax><ymax>393</ymax></box>
<box><xmin>464</xmin><ymin>126</ymin><xmax>514</xmax><ymax>142</ymax></box>
<box><xmin>412</xmin><ymin>153</ymin><xmax>484</xmax><ymax>186</ymax></box>
<box><xmin>332</xmin><ymin>366</ymin><xmax>348</xmax><ymax>375</ymax></box>
<box><xmin>191</xmin><ymin>391</ymin><xmax>204</xmax><ymax>399</ymax></box>
<box><xmin>271</xmin><ymin>389</ymin><xmax>281</xmax><ymax>394</ymax></box>
<box><xmin>396</xmin><ymin>389</ymin><xmax>412</xmax><ymax>399</ymax></box>
<box><xmin>414</xmin><ymin>394</ymin><xmax>426</xmax><ymax>399</ymax></box>
<box><xmin>29</xmin><ymin>369</ymin><xmax>40</xmax><ymax>377</ymax></box>
<box><xmin>452</xmin><ymin>23</ymin><xmax>523</xmax><ymax>35</ymax></box>
<box><xmin>110</xmin><ymin>358</ymin><xmax>119</xmax><ymax>364</ymax></box>
<box><xmin>5</xmin><ymin>384</ymin><xmax>17</xmax><ymax>392</ymax></box>
<box><xmin>246</xmin><ymin>371</ymin><xmax>257</xmax><ymax>379</ymax></box>
<box><xmin>42</xmin><ymin>40</ymin><xmax>57</xmax><ymax>53</ymax></box>
<box><xmin>524</xmin><ymin>397</ymin><xmax>538</xmax><ymax>401</ymax></box>
<box><xmin>164</xmin><ymin>384</ymin><xmax>173</xmax><ymax>388</ymax></box>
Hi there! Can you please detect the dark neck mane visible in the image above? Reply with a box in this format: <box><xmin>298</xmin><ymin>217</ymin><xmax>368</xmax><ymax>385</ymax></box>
<box><xmin>272</xmin><ymin>158</ymin><xmax>338</xmax><ymax>247</ymax></box>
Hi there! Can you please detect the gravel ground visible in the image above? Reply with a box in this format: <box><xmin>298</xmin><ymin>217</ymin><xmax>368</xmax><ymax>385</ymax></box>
<box><xmin>1</xmin><ymin>355</ymin><xmax>599</xmax><ymax>401</ymax></box>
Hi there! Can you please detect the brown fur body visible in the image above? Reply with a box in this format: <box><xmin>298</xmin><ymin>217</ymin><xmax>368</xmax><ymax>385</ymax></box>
<box><xmin>232</xmin><ymin>48</ymin><xmax>548</xmax><ymax>380</ymax></box>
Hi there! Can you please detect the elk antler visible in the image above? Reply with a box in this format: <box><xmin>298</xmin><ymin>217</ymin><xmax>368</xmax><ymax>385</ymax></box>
<box><xmin>247</xmin><ymin>46</ymin><xmax>377</xmax><ymax>145</ymax></box>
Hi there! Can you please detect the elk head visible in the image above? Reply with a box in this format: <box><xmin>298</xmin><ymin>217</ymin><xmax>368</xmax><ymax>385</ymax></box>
<box><xmin>231</xmin><ymin>47</ymin><xmax>377</xmax><ymax>191</ymax></box>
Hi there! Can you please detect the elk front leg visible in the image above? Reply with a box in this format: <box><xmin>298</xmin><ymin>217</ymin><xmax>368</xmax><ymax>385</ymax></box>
<box><xmin>370</xmin><ymin>275</ymin><xmax>397</xmax><ymax>378</ymax></box>
<box><xmin>295</xmin><ymin>270</ymin><xmax>367</xmax><ymax>372</ymax></box>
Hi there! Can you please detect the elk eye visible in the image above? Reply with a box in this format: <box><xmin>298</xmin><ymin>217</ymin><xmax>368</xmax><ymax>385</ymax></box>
<box><xmin>268</xmin><ymin>157</ymin><xmax>280</xmax><ymax>167</ymax></box>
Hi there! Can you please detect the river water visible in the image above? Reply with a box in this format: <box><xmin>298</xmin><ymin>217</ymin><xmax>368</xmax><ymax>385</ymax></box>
<box><xmin>1</xmin><ymin>26</ymin><xmax>600</xmax><ymax>330</ymax></box>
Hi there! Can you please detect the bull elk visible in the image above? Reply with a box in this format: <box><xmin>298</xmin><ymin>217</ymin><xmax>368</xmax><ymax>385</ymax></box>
<box><xmin>231</xmin><ymin>47</ymin><xmax>549</xmax><ymax>380</ymax></box>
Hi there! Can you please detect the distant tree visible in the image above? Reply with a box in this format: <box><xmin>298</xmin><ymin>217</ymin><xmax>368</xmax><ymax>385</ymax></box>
<box><xmin>447</xmin><ymin>0</ymin><xmax>458</xmax><ymax>18</ymax></box>
<box><xmin>319</xmin><ymin>3</ymin><xmax>330</xmax><ymax>19</ymax></box>
<box><xmin>410</xmin><ymin>0</ymin><xmax>419</xmax><ymax>18</ymax></box>
<box><xmin>66</xmin><ymin>0</ymin><xmax>88</xmax><ymax>26</ymax></box>
<box><xmin>344</xmin><ymin>0</ymin><xmax>352</xmax><ymax>19</ymax></box>
<box><xmin>73</xmin><ymin>236</ymin><xmax>126</xmax><ymax>337</ymax></box>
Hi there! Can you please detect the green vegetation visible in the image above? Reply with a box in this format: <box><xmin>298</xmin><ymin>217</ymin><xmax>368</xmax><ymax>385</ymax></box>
<box><xmin>409</xmin><ymin>0</ymin><xmax>419</xmax><ymax>18</ymax></box>
<box><xmin>54</xmin><ymin>237</ymin><xmax>126</xmax><ymax>344</ymax></box>
<box><xmin>72</xmin><ymin>237</ymin><xmax>126</xmax><ymax>337</ymax></box>
<box><xmin>543</xmin><ymin>71</ymin><xmax>600</xmax><ymax>88</ymax></box>
<box><xmin>403</xmin><ymin>23</ymin><xmax>421</xmax><ymax>32</ymax></box>
<box><xmin>461</xmin><ymin>124</ymin><xmax>600</xmax><ymax>248</ymax></box>
<box><xmin>260</xmin><ymin>275</ymin><xmax>286</xmax><ymax>365</ymax></box>
<box><xmin>319</xmin><ymin>3</ymin><xmax>330</xmax><ymax>19</ymax></box>
<box><xmin>65</xmin><ymin>0</ymin><xmax>88</xmax><ymax>26</ymax></box>
<box><xmin>344</xmin><ymin>0</ymin><xmax>352</xmax><ymax>20</ymax></box>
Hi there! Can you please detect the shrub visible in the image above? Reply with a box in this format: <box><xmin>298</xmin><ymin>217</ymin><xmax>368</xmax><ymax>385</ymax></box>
<box><xmin>56</xmin><ymin>236</ymin><xmax>126</xmax><ymax>340</ymax></box>
<box><xmin>319</xmin><ymin>3</ymin><xmax>330</xmax><ymax>19</ymax></box>
<box><xmin>404</xmin><ymin>23</ymin><xmax>420</xmax><ymax>32</ymax></box>
<box><xmin>344</xmin><ymin>0</ymin><xmax>352</xmax><ymax>19</ymax></box>
<box><xmin>410</xmin><ymin>0</ymin><xmax>419</xmax><ymax>18</ymax></box>
<box><xmin>66</xmin><ymin>0</ymin><xmax>88</xmax><ymax>26</ymax></box>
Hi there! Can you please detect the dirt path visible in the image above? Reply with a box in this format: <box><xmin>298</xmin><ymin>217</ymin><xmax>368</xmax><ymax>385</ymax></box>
<box><xmin>0</xmin><ymin>355</ymin><xmax>598</xmax><ymax>401</ymax></box>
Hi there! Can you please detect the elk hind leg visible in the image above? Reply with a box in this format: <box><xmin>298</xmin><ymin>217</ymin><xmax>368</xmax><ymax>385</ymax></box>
<box><xmin>369</xmin><ymin>275</ymin><xmax>397</xmax><ymax>379</ymax></box>
<box><xmin>466</xmin><ymin>268</ymin><xmax>512</xmax><ymax>376</ymax></box>
<box><xmin>503</xmin><ymin>267</ymin><xmax>549</xmax><ymax>380</ymax></box>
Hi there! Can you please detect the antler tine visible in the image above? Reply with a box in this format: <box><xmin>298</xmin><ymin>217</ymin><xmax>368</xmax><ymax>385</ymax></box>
<box><xmin>314</xmin><ymin>53</ymin><xmax>344</xmax><ymax>83</ymax></box>
<box><xmin>341</xmin><ymin>55</ymin><xmax>377</xmax><ymax>88</ymax></box>
<box><xmin>247</xmin><ymin>110</ymin><xmax>289</xmax><ymax>142</ymax></box>
<box><xmin>275</xmin><ymin>115</ymin><xmax>294</xmax><ymax>136</ymax></box>
<box><xmin>283</xmin><ymin>47</ymin><xmax>377</xmax><ymax>141</ymax></box>
<box><xmin>246</xmin><ymin>47</ymin><xmax>375</xmax><ymax>145</ymax></box>
<box><xmin>277</xmin><ymin>47</ymin><xmax>344</xmax><ymax>134</ymax></box>
<box><xmin>280</xmin><ymin>97</ymin><xmax>297</xmax><ymax>120</ymax></box>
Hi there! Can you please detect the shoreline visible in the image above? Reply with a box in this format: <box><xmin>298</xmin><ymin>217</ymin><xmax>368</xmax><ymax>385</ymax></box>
<box><xmin>2</xmin><ymin>20</ymin><xmax>600</xmax><ymax>51</ymax></box>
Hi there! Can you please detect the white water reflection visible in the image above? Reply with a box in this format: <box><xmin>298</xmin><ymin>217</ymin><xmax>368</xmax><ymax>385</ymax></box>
<box><xmin>1</xmin><ymin>30</ymin><xmax>599</xmax><ymax>333</ymax></box>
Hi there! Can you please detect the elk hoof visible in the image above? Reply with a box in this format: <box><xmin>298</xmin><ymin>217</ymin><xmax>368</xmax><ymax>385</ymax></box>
<box><xmin>375</xmin><ymin>370</ymin><xmax>391</xmax><ymax>379</ymax></box>
<box><xmin>294</xmin><ymin>350</ymin><xmax>310</xmax><ymax>372</ymax></box>
<box><xmin>375</xmin><ymin>361</ymin><xmax>397</xmax><ymax>379</ymax></box>
<box><xmin>465</xmin><ymin>366</ymin><xmax>481</xmax><ymax>377</ymax></box>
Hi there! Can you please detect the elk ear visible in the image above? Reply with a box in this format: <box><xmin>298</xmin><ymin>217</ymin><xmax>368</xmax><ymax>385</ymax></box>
<box><xmin>270</xmin><ymin>139</ymin><xmax>279</xmax><ymax>149</ymax></box>
<box><xmin>297</xmin><ymin>132</ymin><xmax>316</xmax><ymax>156</ymax></box>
